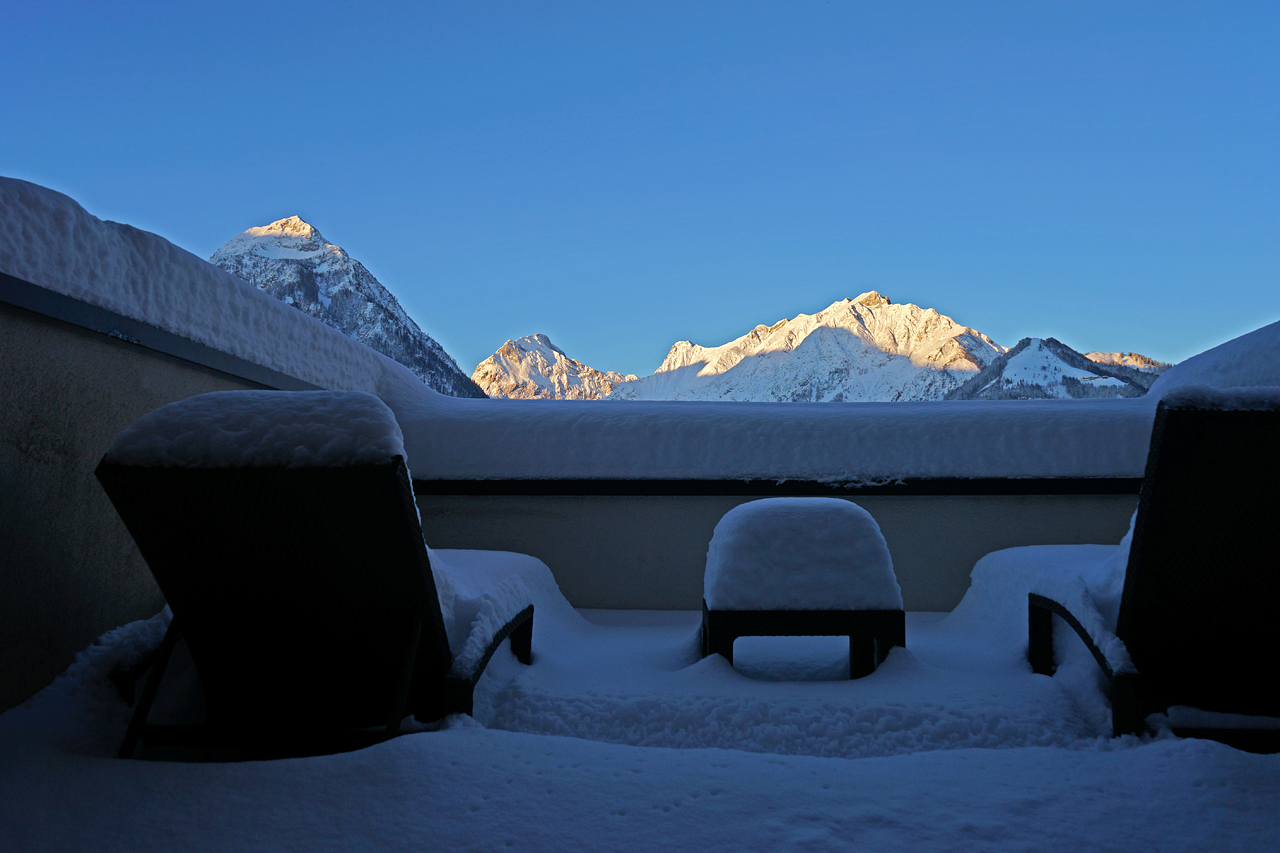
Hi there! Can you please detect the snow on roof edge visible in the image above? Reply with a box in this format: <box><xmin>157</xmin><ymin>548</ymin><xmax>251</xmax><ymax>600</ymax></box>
<box><xmin>9</xmin><ymin>176</ymin><xmax>1277</xmax><ymax>483</ymax></box>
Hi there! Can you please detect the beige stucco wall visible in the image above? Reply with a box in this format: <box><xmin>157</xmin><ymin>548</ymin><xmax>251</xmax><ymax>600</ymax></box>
<box><xmin>1</xmin><ymin>294</ymin><xmax>1140</xmax><ymax>712</ymax></box>
<box><xmin>0</xmin><ymin>302</ymin><xmax>265</xmax><ymax>712</ymax></box>
<box><xmin>418</xmin><ymin>492</ymin><xmax>1137</xmax><ymax>612</ymax></box>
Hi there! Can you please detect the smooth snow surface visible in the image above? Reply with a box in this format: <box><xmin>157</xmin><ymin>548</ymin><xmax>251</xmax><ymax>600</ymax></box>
<box><xmin>4</xmin><ymin>541</ymin><xmax>1278</xmax><ymax>852</ymax></box>
<box><xmin>704</xmin><ymin>498</ymin><xmax>901</xmax><ymax>610</ymax></box>
<box><xmin>1149</xmin><ymin>317</ymin><xmax>1280</xmax><ymax>396</ymax></box>
<box><xmin>103</xmin><ymin>390</ymin><xmax>406</xmax><ymax>469</ymax></box>
<box><xmin>390</xmin><ymin>393</ymin><xmax>1157</xmax><ymax>482</ymax></box>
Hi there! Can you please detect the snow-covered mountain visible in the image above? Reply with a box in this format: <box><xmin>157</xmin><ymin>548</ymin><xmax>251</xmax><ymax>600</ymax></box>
<box><xmin>210</xmin><ymin>217</ymin><xmax>485</xmax><ymax>398</ymax></box>
<box><xmin>473</xmin><ymin>334</ymin><xmax>638</xmax><ymax>400</ymax></box>
<box><xmin>946</xmin><ymin>337</ymin><xmax>1151</xmax><ymax>400</ymax></box>
<box><xmin>606</xmin><ymin>292</ymin><xmax>1006</xmax><ymax>402</ymax></box>
<box><xmin>1085</xmin><ymin>351</ymin><xmax>1172</xmax><ymax>375</ymax></box>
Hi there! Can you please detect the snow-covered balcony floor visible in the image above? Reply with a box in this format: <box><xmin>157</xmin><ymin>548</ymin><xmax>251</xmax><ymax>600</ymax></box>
<box><xmin>4</xmin><ymin>552</ymin><xmax>1277</xmax><ymax>852</ymax></box>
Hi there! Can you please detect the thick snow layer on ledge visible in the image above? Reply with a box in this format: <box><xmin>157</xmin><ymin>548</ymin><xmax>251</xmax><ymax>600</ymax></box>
<box><xmin>103</xmin><ymin>390</ymin><xmax>406</xmax><ymax>469</ymax></box>
<box><xmin>388</xmin><ymin>391</ymin><xmax>1156</xmax><ymax>481</ymax></box>
<box><xmin>7</xmin><ymin>176</ymin><xmax>1276</xmax><ymax>483</ymax></box>
<box><xmin>704</xmin><ymin>499</ymin><xmax>902</xmax><ymax>610</ymax></box>
<box><xmin>0</xmin><ymin>178</ymin><xmax>399</xmax><ymax>395</ymax></box>
<box><xmin>383</xmin><ymin>320</ymin><xmax>1277</xmax><ymax>480</ymax></box>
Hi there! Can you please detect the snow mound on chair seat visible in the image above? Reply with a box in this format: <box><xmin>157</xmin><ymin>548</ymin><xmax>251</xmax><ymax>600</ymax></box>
<box><xmin>103</xmin><ymin>390</ymin><xmax>406</xmax><ymax>469</ymax></box>
<box><xmin>704</xmin><ymin>498</ymin><xmax>902</xmax><ymax>611</ymax></box>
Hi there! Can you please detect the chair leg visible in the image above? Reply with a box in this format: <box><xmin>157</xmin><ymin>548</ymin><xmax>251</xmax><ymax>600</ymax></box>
<box><xmin>849</xmin><ymin>635</ymin><xmax>879</xmax><ymax>679</ymax></box>
<box><xmin>701</xmin><ymin>604</ymin><xmax>736</xmax><ymax>664</ymax></box>
<box><xmin>118</xmin><ymin>616</ymin><xmax>182</xmax><ymax>759</ymax></box>
<box><xmin>1111</xmin><ymin>673</ymin><xmax>1147</xmax><ymax>737</ymax></box>
<box><xmin>706</xmin><ymin>632</ymin><xmax>735</xmax><ymax>665</ymax></box>
<box><xmin>1028</xmin><ymin>597</ymin><xmax>1056</xmax><ymax>676</ymax></box>
<box><xmin>386</xmin><ymin>617</ymin><xmax>422</xmax><ymax>736</ymax></box>
<box><xmin>510</xmin><ymin>613</ymin><xmax>533</xmax><ymax>665</ymax></box>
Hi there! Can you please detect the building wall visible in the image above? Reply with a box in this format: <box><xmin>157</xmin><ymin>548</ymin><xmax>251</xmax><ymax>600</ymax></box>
<box><xmin>417</xmin><ymin>492</ymin><xmax>1137</xmax><ymax>612</ymax></box>
<box><xmin>0</xmin><ymin>285</ymin><xmax>1141</xmax><ymax>713</ymax></box>
<box><xmin>0</xmin><ymin>302</ymin><xmax>266</xmax><ymax>712</ymax></box>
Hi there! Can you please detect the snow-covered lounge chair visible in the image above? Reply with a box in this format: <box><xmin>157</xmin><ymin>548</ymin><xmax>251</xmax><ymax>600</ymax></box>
<box><xmin>97</xmin><ymin>391</ymin><xmax>536</xmax><ymax>759</ymax></box>
<box><xmin>701</xmin><ymin>498</ymin><xmax>905</xmax><ymax>678</ymax></box>
<box><xmin>1027</xmin><ymin>387</ymin><xmax>1280</xmax><ymax>750</ymax></box>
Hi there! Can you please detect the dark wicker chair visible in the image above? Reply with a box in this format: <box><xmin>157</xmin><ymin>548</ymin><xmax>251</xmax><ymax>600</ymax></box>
<box><xmin>1028</xmin><ymin>387</ymin><xmax>1280</xmax><ymax>751</ymax></box>
<box><xmin>98</xmin><ymin>392</ymin><xmax>534</xmax><ymax>759</ymax></box>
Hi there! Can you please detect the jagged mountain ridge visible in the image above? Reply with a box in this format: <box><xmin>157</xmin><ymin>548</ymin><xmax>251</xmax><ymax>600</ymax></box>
<box><xmin>472</xmin><ymin>334</ymin><xmax>638</xmax><ymax>400</ymax></box>
<box><xmin>210</xmin><ymin>217</ymin><xmax>485</xmax><ymax>398</ymax></box>
<box><xmin>946</xmin><ymin>337</ymin><xmax>1151</xmax><ymax>400</ymax></box>
<box><xmin>606</xmin><ymin>292</ymin><xmax>1007</xmax><ymax>402</ymax></box>
<box><xmin>1085</xmin><ymin>351</ymin><xmax>1173</xmax><ymax>374</ymax></box>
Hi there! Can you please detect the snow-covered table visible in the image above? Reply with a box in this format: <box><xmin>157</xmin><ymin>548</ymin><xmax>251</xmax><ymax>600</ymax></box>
<box><xmin>700</xmin><ymin>498</ymin><xmax>906</xmax><ymax>678</ymax></box>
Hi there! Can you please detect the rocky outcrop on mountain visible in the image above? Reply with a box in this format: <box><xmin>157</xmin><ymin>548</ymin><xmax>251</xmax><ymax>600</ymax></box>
<box><xmin>605</xmin><ymin>292</ymin><xmax>1006</xmax><ymax>402</ymax></box>
<box><xmin>946</xmin><ymin>337</ymin><xmax>1151</xmax><ymax>400</ymax></box>
<box><xmin>210</xmin><ymin>217</ymin><xmax>485</xmax><ymax>398</ymax></box>
<box><xmin>473</xmin><ymin>334</ymin><xmax>637</xmax><ymax>399</ymax></box>
<box><xmin>1085</xmin><ymin>351</ymin><xmax>1173</xmax><ymax>375</ymax></box>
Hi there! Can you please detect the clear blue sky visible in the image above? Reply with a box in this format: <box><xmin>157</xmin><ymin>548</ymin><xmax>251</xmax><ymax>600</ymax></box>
<box><xmin>3</xmin><ymin>2</ymin><xmax>1277</xmax><ymax>376</ymax></box>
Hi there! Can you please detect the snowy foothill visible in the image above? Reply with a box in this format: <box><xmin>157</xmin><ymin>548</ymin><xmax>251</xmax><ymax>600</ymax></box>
<box><xmin>986</xmin><ymin>338</ymin><xmax>1129</xmax><ymax>395</ymax></box>
<box><xmin>704</xmin><ymin>498</ymin><xmax>902</xmax><ymax>611</ymax></box>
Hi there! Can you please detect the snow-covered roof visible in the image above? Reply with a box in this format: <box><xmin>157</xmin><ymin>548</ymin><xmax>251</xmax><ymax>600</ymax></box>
<box><xmin>0</xmin><ymin>179</ymin><xmax>393</xmax><ymax>395</ymax></box>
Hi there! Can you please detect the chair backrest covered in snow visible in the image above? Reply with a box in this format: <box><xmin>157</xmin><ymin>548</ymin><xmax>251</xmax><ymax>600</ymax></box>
<box><xmin>97</xmin><ymin>391</ymin><xmax>455</xmax><ymax>730</ymax></box>
<box><xmin>1117</xmin><ymin>386</ymin><xmax>1280</xmax><ymax>718</ymax></box>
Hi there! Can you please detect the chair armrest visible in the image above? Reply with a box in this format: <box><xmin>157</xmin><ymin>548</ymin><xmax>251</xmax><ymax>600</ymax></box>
<box><xmin>1028</xmin><ymin>593</ymin><xmax>1145</xmax><ymax>736</ymax></box>
<box><xmin>1027</xmin><ymin>593</ymin><xmax>1121</xmax><ymax>679</ymax></box>
<box><xmin>444</xmin><ymin>605</ymin><xmax>534</xmax><ymax>717</ymax></box>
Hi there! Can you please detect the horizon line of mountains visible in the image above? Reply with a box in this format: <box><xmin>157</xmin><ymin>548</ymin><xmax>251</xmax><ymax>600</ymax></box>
<box><xmin>208</xmin><ymin>216</ymin><xmax>1172</xmax><ymax>403</ymax></box>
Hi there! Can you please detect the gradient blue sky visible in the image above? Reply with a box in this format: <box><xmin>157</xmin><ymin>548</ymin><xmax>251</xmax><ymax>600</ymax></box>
<box><xmin>4</xmin><ymin>2</ymin><xmax>1277</xmax><ymax>376</ymax></box>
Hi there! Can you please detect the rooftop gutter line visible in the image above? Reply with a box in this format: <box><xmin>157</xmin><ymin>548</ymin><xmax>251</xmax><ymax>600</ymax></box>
<box><xmin>413</xmin><ymin>477</ymin><xmax>1144</xmax><ymax>497</ymax></box>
